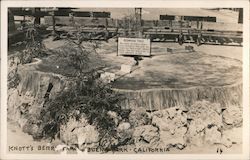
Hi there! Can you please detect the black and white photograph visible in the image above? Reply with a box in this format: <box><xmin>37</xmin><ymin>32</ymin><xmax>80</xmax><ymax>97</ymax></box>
<box><xmin>1</xmin><ymin>1</ymin><xmax>249</xmax><ymax>160</ymax></box>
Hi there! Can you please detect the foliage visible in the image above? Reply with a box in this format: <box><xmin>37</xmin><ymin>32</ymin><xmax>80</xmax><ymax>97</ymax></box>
<box><xmin>8</xmin><ymin>25</ymin><xmax>48</xmax><ymax>88</ymax></box>
<box><xmin>40</xmin><ymin>76</ymin><xmax>124</xmax><ymax>141</ymax></box>
<box><xmin>122</xmin><ymin>14</ymin><xmax>137</xmax><ymax>31</ymax></box>
<box><xmin>53</xmin><ymin>43</ymin><xmax>91</xmax><ymax>76</ymax></box>
<box><xmin>121</xmin><ymin>13</ymin><xmax>142</xmax><ymax>38</ymax></box>
<box><xmin>36</xmin><ymin>35</ymin><xmax>126</xmax><ymax>151</ymax></box>
<box><xmin>19</xmin><ymin>26</ymin><xmax>47</xmax><ymax>64</ymax></box>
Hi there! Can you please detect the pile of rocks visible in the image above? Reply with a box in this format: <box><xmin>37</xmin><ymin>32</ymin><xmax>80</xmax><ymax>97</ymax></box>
<box><xmin>129</xmin><ymin>108</ymin><xmax>159</xmax><ymax>148</ymax></box>
<box><xmin>186</xmin><ymin>101</ymin><xmax>223</xmax><ymax>147</ymax></box>
<box><xmin>60</xmin><ymin>116</ymin><xmax>100</xmax><ymax>150</ymax></box>
<box><xmin>152</xmin><ymin>106</ymin><xmax>188</xmax><ymax>149</ymax></box>
<box><xmin>125</xmin><ymin>100</ymin><xmax>242</xmax><ymax>150</ymax></box>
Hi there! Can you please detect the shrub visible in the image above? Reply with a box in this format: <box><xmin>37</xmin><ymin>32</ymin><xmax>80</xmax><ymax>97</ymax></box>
<box><xmin>19</xmin><ymin>26</ymin><xmax>47</xmax><ymax>64</ymax></box>
<box><xmin>39</xmin><ymin>71</ymin><xmax>125</xmax><ymax>148</ymax></box>
<box><xmin>36</xmin><ymin>36</ymin><xmax>125</xmax><ymax>151</ymax></box>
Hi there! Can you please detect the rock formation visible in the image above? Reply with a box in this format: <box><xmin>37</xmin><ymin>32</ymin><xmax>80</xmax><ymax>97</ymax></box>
<box><xmin>133</xmin><ymin>125</ymin><xmax>160</xmax><ymax>148</ymax></box>
<box><xmin>60</xmin><ymin>117</ymin><xmax>100</xmax><ymax>149</ymax></box>
<box><xmin>152</xmin><ymin>106</ymin><xmax>187</xmax><ymax>149</ymax></box>
<box><xmin>129</xmin><ymin>107</ymin><xmax>151</xmax><ymax>127</ymax></box>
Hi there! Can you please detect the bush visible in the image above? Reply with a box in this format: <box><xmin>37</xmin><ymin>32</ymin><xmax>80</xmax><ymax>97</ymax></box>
<box><xmin>36</xmin><ymin>36</ymin><xmax>125</xmax><ymax>151</ymax></box>
<box><xmin>39</xmin><ymin>73</ymin><xmax>124</xmax><ymax>148</ymax></box>
<box><xmin>19</xmin><ymin>26</ymin><xmax>47</xmax><ymax>64</ymax></box>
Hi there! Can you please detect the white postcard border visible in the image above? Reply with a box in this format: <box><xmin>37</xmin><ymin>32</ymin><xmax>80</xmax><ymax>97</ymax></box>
<box><xmin>1</xmin><ymin>1</ymin><xmax>249</xmax><ymax>160</ymax></box>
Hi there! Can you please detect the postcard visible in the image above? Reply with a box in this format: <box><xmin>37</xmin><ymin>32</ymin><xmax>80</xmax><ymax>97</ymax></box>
<box><xmin>1</xmin><ymin>0</ymin><xmax>249</xmax><ymax>159</ymax></box>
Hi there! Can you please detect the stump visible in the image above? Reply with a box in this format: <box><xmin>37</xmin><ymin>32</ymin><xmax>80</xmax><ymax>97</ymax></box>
<box><xmin>112</xmin><ymin>51</ymin><xmax>242</xmax><ymax>110</ymax></box>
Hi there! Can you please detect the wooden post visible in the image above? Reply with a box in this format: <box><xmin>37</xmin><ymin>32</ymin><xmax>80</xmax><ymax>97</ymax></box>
<box><xmin>135</xmin><ymin>8</ymin><xmax>142</xmax><ymax>37</ymax></box>
<box><xmin>8</xmin><ymin>9</ymin><xmax>15</xmax><ymax>32</ymax></box>
<box><xmin>238</xmin><ymin>8</ymin><xmax>243</xmax><ymax>24</ymax></box>
<box><xmin>105</xmin><ymin>18</ymin><xmax>109</xmax><ymax>40</ymax></box>
<box><xmin>34</xmin><ymin>8</ymin><xmax>41</xmax><ymax>25</ymax></box>
<box><xmin>52</xmin><ymin>10</ymin><xmax>56</xmax><ymax>35</ymax></box>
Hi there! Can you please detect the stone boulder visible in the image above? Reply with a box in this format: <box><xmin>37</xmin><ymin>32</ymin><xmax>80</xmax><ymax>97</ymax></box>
<box><xmin>107</xmin><ymin>111</ymin><xmax>122</xmax><ymax>126</ymax></box>
<box><xmin>221</xmin><ymin>127</ymin><xmax>242</xmax><ymax>147</ymax></box>
<box><xmin>186</xmin><ymin>100</ymin><xmax>223</xmax><ymax>146</ymax></box>
<box><xmin>204</xmin><ymin>126</ymin><xmax>222</xmax><ymax>145</ymax></box>
<box><xmin>117</xmin><ymin>122</ymin><xmax>133</xmax><ymax>144</ymax></box>
<box><xmin>99</xmin><ymin>136</ymin><xmax>119</xmax><ymax>149</ymax></box>
<box><xmin>159</xmin><ymin>127</ymin><xmax>187</xmax><ymax>149</ymax></box>
<box><xmin>152</xmin><ymin>107</ymin><xmax>187</xmax><ymax>132</ymax></box>
<box><xmin>133</xmin><ymin>125</ymin><xmax>160</xmax><ymax>148</ymax></box>
<box><xmin>187</xmin><ymin>100</ymin><xmax>223</xmax><ymax>128</ymax></box>
<box><xmin>186</xmin><ymin>119</ymin><xmax>205</xmax><ymax>147</ymax></box>
<box><xmin>60</xmin><ymin>117</ymin><xmax>99</xmax><ymax>148</ymax></box>
<box><xmin>129</xmin><ymin>107</ymin><xmax>150</xmax><ymax>127</ymax></box>
<box><xmin>151</xmin><ymin>107</ymin><xmax>188</xmax><ymax>149</ymax></box>
<box><xmin>117</xmin><ymin>122</ymin><xmax>131</xmax><ymax>131</ymax></box>
<box><xmin>222</xmin><ymin>105</ymin><xmax>242</xmax><ymax>127</ymax></box>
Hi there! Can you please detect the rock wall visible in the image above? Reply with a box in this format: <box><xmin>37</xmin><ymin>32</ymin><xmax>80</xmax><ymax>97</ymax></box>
<box><xmin>47</xmin><ymin>100</ymin><xmax>242</xmax><ymax>152</ymax></box>
<box><xmin>129</xmin><ymin>101</ymin><xmax>242</xmax><ymax>151</ymax></box>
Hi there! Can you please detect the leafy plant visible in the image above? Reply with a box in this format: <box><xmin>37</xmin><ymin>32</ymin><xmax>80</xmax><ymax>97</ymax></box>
<box><xmin>19</xmin><ymin>26</ymin><xmax>47</xmax><ymax>64</ymax></box>
<box><xmin>36</xmin><ymin>34</ymin><xmax>125</xmax><ymax>151</ymax></box>
<box><xmin>40</xmin><ymin>75</ymin><xmax>124</xmax><ymax>139</ymax></box>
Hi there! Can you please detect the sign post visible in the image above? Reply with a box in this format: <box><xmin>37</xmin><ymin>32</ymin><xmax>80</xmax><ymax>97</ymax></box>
<box><xmin>117</xmin><ymin>37</ymin><xmax>151</xmax><ymax>56</ymax></box>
